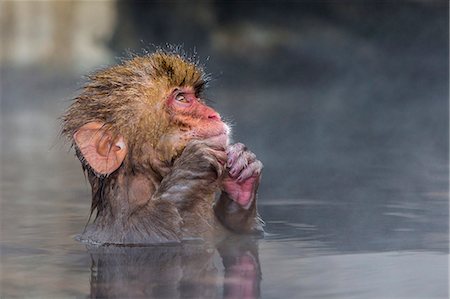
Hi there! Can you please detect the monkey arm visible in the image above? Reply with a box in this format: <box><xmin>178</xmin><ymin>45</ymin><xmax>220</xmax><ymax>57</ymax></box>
<box><xmin>153</xmin><ymin>139</ymin><xmax>226</xmax><ymax>209</ymax></box>
<box><xmin>150</xmin><ymin>140</ymin><xmax>263</xmax><ymax>237</ymax></box>
<box><xmin>150</xmin><ymin>139</ymin><xmax>227</xmax><ymax>237</ymax></box>
<box><xmin>215</xmin><ymin>178</ymin><xmax>264</xmax><ymax>234</ymax></box>
<box><xmin>214</xmin><ymin>143</ymin><xmax>264</xmax><ymax>234</ymax></box>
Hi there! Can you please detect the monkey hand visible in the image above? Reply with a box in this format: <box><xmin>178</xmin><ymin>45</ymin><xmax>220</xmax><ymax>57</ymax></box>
<box><xmin>155</xmin><ymin>139</ymin><xmax>227</xmax><ymax>209</ymax></box>
<box><xmin>222</xmin><ymin>143</ymin><xmax>263</xmax><ymax>209</ymax></box>
<box><xmin>175</xmin><ymin>138</ymin><xmax>227</xmax><ymax>179</ymax></box>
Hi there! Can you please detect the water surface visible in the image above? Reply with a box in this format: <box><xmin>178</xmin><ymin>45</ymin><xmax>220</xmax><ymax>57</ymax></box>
<box><xmin>1</xmin><ymin>133</ymin><xmax>448</xmax><ymax>298</ymax></box>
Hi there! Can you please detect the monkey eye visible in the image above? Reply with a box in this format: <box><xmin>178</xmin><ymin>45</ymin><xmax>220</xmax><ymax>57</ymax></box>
<box><xmin>174</xmin><ymin>93</ymin><xmax>192</xmax><ymax>107</ymax></box>
<box><xmin>175</xmin><ymin>93</ymin><xmax>189</xmax><ymax>104</ymax></box>
<box><xmin>171</xmin><ymin>88</ymin><xmax>195</xmax><ymax>108</ymax></box>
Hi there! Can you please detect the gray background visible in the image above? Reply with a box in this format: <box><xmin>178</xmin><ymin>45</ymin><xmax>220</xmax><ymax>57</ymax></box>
<box><xmin>2</xmin><ymin>1</ymin><xmax>447</xmax><ymax>201</ymax></box>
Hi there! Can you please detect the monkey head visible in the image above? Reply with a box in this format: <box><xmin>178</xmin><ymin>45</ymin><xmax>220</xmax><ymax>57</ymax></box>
<box><xmin>62</xmin><ymin>51</ymin><xmax>230</xmax><ymax>177</ymax></box>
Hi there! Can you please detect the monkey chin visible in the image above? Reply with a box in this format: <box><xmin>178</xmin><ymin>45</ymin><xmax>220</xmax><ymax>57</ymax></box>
<box><xmin>211</xmin><ymin>132</ymin><xmax>230</xmax><ymax>148</ymax></box>
<box><xmin>197</xmin><ymin>123</ymin><xmax>231</xmax><ymax>148</ymax></box>
<box><xmin>213</xmin><ymin>123</ymin><xmax>231</xmax><ymax>148</ymax></box>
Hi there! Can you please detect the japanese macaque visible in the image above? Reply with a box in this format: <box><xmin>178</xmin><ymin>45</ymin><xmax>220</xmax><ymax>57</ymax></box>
<box><xmin>62</xmin><ymin>50</ymin><xmax>263</xmax><ymax>245</ymax></box>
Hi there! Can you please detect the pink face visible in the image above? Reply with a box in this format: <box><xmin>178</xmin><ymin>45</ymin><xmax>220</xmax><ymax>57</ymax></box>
<box><xmin>167</xmin><ymin>87</ymin><xmax>230</xmax><ymax>146</ymax></box>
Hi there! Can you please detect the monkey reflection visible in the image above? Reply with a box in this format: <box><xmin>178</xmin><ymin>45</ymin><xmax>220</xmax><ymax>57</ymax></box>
<box><xmin>219</xmin><ymin>240</ymin><xmax>261</xmax><ymax>299</ymax></box>
<box><xmin>88</xmin><ymin>237</ymin><xmax>261</xmax><ymax>299</ymax></box>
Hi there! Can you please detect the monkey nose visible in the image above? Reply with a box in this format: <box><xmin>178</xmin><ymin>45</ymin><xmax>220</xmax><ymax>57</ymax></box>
<box><xmin>208</xmin><ymin>113</ymin><xmax>221</xmax><ymax>121</ymax></box>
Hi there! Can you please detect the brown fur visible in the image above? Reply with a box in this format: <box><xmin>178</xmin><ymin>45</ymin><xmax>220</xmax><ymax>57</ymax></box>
<box><xmin>62</xmin><ymin>49</ymin><xmax>262</xmax><ymax>245</ymax></box>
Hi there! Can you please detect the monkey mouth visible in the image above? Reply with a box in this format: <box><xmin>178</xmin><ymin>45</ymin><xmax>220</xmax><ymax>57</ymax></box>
<box><xmin>192</xmin><ymin>125</ymin><xmax>230</xmax><ymax>147</ymax></box>
<box><xmin>189</xmin><ymin>122</ymin><xmax>230</xmax><ymax>147</ymax></box>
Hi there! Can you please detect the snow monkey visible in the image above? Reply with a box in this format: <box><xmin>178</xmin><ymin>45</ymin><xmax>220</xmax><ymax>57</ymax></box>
<box><xmin>62</xmin><ymin>49</ymin><xmax>263</xmax><ymax>245</ymax></box>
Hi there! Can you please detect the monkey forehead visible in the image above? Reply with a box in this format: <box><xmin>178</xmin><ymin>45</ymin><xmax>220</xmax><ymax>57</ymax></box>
<box><xmin>126</xmin><ymin>52</ymin><xmax>209</xmax><ymax>94</ymax></box>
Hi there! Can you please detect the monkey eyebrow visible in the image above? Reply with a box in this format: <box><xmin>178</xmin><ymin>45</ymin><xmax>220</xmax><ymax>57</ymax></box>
<box><xmin>172</xmin><ymin>86</ymin><xmax>196</xmax><ymax>95</ymax></box>
<box><xmin>193</xmin><ymin>81</ymin><xmax>206</xmax><ymax>95</ymax></box>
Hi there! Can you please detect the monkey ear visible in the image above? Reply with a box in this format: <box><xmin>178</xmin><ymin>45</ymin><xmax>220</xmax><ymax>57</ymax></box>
<box><xmin>73</xmin><ymin>122</ymin><xmax>127</xmax><ymax>175</ymax></box>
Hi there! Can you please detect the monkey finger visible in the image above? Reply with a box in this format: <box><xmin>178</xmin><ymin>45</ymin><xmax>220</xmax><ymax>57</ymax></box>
<box><xmin>228</xmin><ymin>153</ymin><xmax>249</xmax><ymax>177</ymax></box>
<box><xmin>226</xmin><ymin>144</ymin><xmax>246</xmax><ymax>168</ymax></box>
<box><xmin>228</xmin><ymin>151</ymin><xmax>256</xmax><ymax>177</ymax></box>
<box><xmin>208</xmin><ymin>148</ymin><xmax>228</xmax><ymax>165</ymax></box>
<box><xmin>201</xmin><ymin>136</ymin><xmax>227</xmax><ymax>151</ymax></box>
<box><xmin>237</xmin><ymin>160</ymin><xmax>263</xmax><ymax>182</ymax></box>
<box><xmin>226</xmin><ymin>142</ymin><xmax>246</xmax><ymax>154</ymax></box>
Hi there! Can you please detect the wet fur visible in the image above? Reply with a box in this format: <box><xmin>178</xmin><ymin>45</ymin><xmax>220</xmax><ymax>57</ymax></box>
<box><xmin>63</xmin><ymin>49</ymin><xmax>262</xmax><ymax>245</ymax></box>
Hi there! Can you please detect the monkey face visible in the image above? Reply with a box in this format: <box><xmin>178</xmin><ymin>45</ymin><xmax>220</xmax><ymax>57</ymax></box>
<box><xmin>164</xmin><ymin>86</ymin><xmax>230</xmax><ymax>149</ymax></box>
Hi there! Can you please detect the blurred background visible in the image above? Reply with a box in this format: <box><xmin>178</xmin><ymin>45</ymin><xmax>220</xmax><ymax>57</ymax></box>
<box><xmin>1</xmin><ymin>1</ymin><xmax>448</xmax><ymax>298</ymax></box>
<box><xmin>2</xmin><ymin>0</ymin><xmax>447</xmax><ymax>199</ymax></box>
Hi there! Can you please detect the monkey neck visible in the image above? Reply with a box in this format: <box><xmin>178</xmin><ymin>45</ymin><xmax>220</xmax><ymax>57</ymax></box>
<box><xmin>87</xmin><ymin>167</ymin><xmax>159</xmax><ymax>222</ymax></box>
